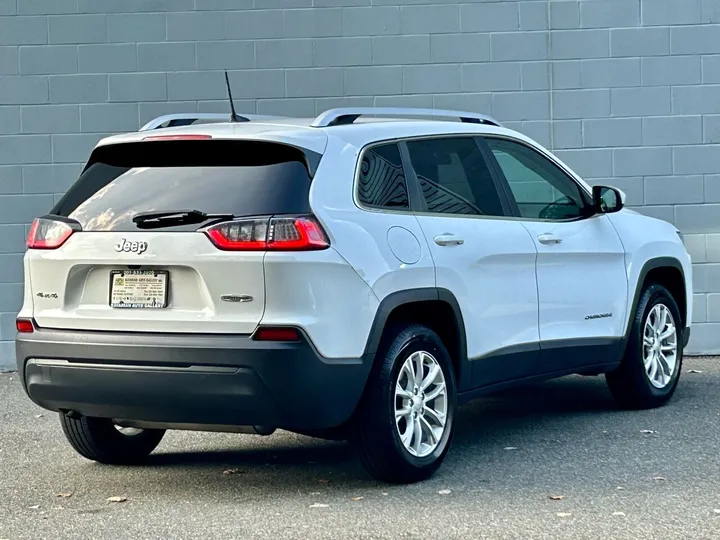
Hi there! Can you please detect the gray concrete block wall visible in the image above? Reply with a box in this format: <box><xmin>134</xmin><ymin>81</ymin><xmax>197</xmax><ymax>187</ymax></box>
<box><xmin>1</xmin><ymin>0</ymin><xmax>720</xmax><ymax>368</ymax></box>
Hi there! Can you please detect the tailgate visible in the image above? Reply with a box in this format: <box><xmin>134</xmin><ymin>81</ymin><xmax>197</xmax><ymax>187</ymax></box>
<box><xmin>24</xmin><ymin>138</ymin><xmax>321</xmax><ymax>334</ymax></box>
<box><xmin>28</xmin><ymin>231</ymin><xmax>265</xmax><ymax>334</ymax></box>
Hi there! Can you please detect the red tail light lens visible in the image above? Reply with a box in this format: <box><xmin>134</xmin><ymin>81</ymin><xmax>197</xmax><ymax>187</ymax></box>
<box><xmin>16</xmin><ymin>318</ymin><xmax>34</xmax><ymax>333</ymax></box>
<box><xmin>27</xmin><ymin>218</ymin><xmax>75</xmax><ymax>250</ymax></box>
<box><xmin>205</xmin><ymin>216</ymin><xmax>329</xmax><ymax>251</ymax></box>
<box><xmin>252</xmin><ymin>327</ymin><xmax>301</xmax><ymax>342</ymax></box>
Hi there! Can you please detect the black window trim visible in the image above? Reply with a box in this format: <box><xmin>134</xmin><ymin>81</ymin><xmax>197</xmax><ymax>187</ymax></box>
<box><xmin>397</xmin><ymin>135</ymin><xmax>515</xmax><ymax>219</ymax></box>
<box><xmin>353</xmin><ymin>140</ymin><xmax>419</xmax><ymax>215</ymax></box>
<box><xmin>481</xmin><ymin>135</ymin><xmax>596</xmax><ymax>223</ymax></box>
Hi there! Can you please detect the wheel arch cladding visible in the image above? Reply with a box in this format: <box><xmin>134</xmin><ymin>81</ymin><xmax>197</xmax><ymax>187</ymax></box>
<box><xmin>626</xmin><ymin>257</ymin><xmax>687</xmax><ymax>340</ymax></box>
<box><xmin>362</xmin><ymin>288</ymin><xmax>470</xmax><ymax>391</ymax></box>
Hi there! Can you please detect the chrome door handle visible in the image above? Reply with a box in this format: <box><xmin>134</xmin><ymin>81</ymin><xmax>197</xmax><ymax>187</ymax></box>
<box><xmin>537</xmin><ymin>233</ymin><xmax>562</xmax><ymax>245</ymax></box>
<box><xmin>434</xmin><ymin>234</ymin><xmax>464</xmax><ymax>246</ymax></box>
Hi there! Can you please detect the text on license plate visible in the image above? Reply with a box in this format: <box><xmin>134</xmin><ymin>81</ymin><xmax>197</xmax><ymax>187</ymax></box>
<box><xmin>110</xmin><ymin>270</ymin><xmax>168</xmax><ymax>309</ymax></box>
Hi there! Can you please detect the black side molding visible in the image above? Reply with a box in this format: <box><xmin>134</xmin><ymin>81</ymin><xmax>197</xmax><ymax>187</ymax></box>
<box><xmin>624</xmin><ymin>257</ymin><xmax>685</xmax><ymax>338</ymax></box>
<box><xmin>361</xmin><ymin>287</ymin><xmax>470</xmax><ymax>389</ymax></box>
<box><xmin>619</xmin><ymin>256</ymin><xmax>686</xmax><ymax>358</ymax></box>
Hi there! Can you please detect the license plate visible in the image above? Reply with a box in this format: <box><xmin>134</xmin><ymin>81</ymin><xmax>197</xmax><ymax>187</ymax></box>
<box><xmin>109</xmin><ymin>270</ymin><xmax>168</xmax><ymax>309</ymax></box>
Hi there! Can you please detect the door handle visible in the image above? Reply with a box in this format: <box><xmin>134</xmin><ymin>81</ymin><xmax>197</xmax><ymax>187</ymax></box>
<box><xmin>537</xmin><ymin>233</ymin><xmax>562</xmax><ymax>245</ymax></box>
<box><xmin>434</xmin><ymin>234</ymin><xmax>464</xmax><ymax>246</ymax></box>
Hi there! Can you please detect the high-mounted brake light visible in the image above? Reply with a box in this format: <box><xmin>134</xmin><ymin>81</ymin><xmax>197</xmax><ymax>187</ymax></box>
<box><xmin>205</xmin><ymin>216</ymin><xmax>329</xmax><ymax>252</ymax></box>
<box><xmin>142</xmin><ymin>134</ymin><xmax>212</xmax><ymax>141</ymax></box>
<box><xmin>16</xmin><ymin>318</ymin><xmax>34</xmax><ymax>333</ymax></box>
<box><xmin>27</xmin><ymin>218</ymin><xmax>75</xmax><ymax>250</ymax></box>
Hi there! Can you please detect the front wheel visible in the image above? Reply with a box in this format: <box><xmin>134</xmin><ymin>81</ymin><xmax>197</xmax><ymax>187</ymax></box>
<box><xmin>606</xmin><ymin>284</ymin><xmax>683</xmax><ymax>409</ymax></box>
<box><xmin>60</xmin><ymin>415</ymin><xmax>165</xmax><ymax>464</ymax></box>
<box><xmin>353</xmin><ymin>324</ymin><xmax>457</xmax><ymax>484</ymax></box>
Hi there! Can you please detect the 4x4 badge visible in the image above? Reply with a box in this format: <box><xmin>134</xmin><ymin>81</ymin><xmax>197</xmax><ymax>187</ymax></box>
<box><xmin>114</xmin><ymin>239</ymin><xmax>148</xmax><ymax>254</ymax></box>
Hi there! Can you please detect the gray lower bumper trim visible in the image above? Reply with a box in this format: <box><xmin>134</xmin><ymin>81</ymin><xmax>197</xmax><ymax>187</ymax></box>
<box><xmin>32</xmin><ymin>358</ymin><xmax>237</xmax><ymax>374</ymax></box>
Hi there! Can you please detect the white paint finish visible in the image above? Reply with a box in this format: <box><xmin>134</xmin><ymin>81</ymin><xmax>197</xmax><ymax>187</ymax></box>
<box><xmin>519</xmin><ymin>215</ymin><xmax>629</xmax><ymax>342</ymax></box>
<box><xmin>99</xmin><ymin>120</ymin><xmax>330</xmax><ymax>155</ymax></box>
<box><xmin>309</xmin><ymin>135</ymin><xmax>436</xmax><ymax>303</ymax></box>
<box><xmin>386</xmin><ymin>226</ymin><xmax>421</xmax><ymax>265</ymax></box>
<box><xmin>415</xmin><ymin>214</ymin><xmax>539</xmax><ymax>359</ymax></box>
<box><xmin>19</xmin><ymin>113</ymin><xmax>695</xmax><ymax>367</ymax></box>
<box><xmin>26</xmin><ymin>231</ymin><xmax>267</xmax><ymax>334</ymax></box>
<box><xmin>606</xmin><ymin>209</ymin><xmax>694</xmax><ymax>330</ymax></box>
<box><xmin>262</xmin><ymin>248</ymin><xmax>379</xmax><ymax>359</ymax></box>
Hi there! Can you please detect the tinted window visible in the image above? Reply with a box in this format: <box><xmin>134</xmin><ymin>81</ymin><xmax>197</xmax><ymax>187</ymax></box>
<box><xmin>486</xmin><ymin>138</ymin><xmax>589</xmax><ymax>221</ymax></box>
<box><xmin>52</xmin><ymin>140</ymin><xmax>319</xmax><ymax>232</ymax></box>
<box><xmin>357</xmin><ymin>143</ymin><xmax>409</xmax><ymax>210</ymax></box>
<box><xmin>405</xmin><ymin>137</ymin><xmax>504</xmax><ymax>217</ymax></box>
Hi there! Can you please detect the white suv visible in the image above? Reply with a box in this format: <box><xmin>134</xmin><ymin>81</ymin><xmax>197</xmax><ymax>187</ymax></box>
<box><xmin>16</xmin><ymin>107</ymin><xmax>692</xmax><ymax>484</ymax></box>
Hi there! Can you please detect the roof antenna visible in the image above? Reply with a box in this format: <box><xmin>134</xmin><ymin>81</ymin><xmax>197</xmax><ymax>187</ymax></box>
<box><xmin>224</xmin><ymin>70</ymin><xmax>246</xmax><ymax>123</ymax></box>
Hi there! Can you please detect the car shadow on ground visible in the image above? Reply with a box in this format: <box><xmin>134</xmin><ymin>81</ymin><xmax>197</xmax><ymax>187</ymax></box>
<box><xmin>136</xmin><ymin>375</ymin><xmax>637</xmax><ymax>483</ymax></box>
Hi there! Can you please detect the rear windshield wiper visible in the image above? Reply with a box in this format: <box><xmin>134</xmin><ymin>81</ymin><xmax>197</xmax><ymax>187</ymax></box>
<box><xmin>132</xmin><ymin>209</ymin><xmax>234</xmax><ymax>229</ymax></box>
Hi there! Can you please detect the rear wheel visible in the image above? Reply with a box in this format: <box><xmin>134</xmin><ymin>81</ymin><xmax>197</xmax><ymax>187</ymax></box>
<box><xmin>59</xmin><ymin>414</ymin><xmax>165</xmax><ymax>464</ymax></box>
<box><xmin>353</xmin><ymin>324</ymin><xmax>457</xmax><ymax>484</ymax></box>
<box><xmin>606</xmin><ymin>284</ymin><xmax>683</xmax><ymax>409</ymax></box>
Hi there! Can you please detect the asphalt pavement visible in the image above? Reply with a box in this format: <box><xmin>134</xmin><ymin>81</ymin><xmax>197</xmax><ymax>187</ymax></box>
<box><xmin>2</xmin><ymin>358</ymin><xmax>720</xmax><ymax>540</ymax></box>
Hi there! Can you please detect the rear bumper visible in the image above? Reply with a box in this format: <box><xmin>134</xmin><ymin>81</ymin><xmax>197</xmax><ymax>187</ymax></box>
<box><xmin>16</xmin><ymin>328</ymin><xmax>373</xmax><ymax>431</ymax></box>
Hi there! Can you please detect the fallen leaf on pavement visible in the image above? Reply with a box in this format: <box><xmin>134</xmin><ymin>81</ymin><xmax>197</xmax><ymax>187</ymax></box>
<box><xmin>640</xmin><ymin>430</ymin><xmax>658</xmax><ymax>434</ymax></box>
<box><xmin>106</xmin><ymin>496</ymin><xmax>127</xmax><ymax>503</ymax></box>
<box><xmin>222</xmin><ymin>469</ymin><xmax>245</xmax><ymax>475</ymax></box>
<box><xmin>688</xmin><ymin>369</ymin><xmax>703</xmax><ymax>374</ymax></box>
<box><xmin>351</xmin><ymin>497</ymin><xmax>364</xmax><ymax>501</ymax></box>
<box><xmin>548</xmin><ymin>495</ymin><xmax>565</xmax><ymax>501</ymax></box>
<box><xmin>437</xmin><ymin>489</ymin><xmax>452</xmax><ymax>495</ymax></box>
<box><xmin>34</xmin><ymin>414</ymin><xmax>43</xmax><ymax>419</ymax></box>
<box><xmin>556</xmin><ymin>512</ymin><xmax>572</xmax><ymax>517</ymax></box>
<box><xmin>56</xmin><ymin>492</ymin><xmax>73</xmax><ymax>498</ymax></box>
<box><xmin>309</xmin><ymin>503</ymin><xmax>329</xmax><ymax>508</ymax></box>
<box><xmin>613</xmin><ymin>511</ymin><xmax>626</xmax><ymax>516</ymax></box>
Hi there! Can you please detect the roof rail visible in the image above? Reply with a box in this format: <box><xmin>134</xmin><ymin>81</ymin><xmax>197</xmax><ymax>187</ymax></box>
<box><xmin>139</xmin><ymin>113</ymin><xmax>236</xmax><ymax>131</ymax></box>
<box><xmin>310</xmin><ymin>107</ymin><xmax>502</xmax><ymax>128</ymax></box>
<box><xmin>139</xmin><ymin>113</ymin><xmax>290</xmax><ymax>132</ymax></box>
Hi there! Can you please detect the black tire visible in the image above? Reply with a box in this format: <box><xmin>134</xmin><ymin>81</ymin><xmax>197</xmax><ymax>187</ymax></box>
<box><xmin>59</xmin><ymin>414</ymin><xmax>165</xmax><ymax>464</ymax></box>
<box><xmin>353</xmin><ymin>324</ymin><xmax>457</xmax><ymax>484</ymax></box>
<box><xmin>606</xmin><ymin>284</ymin><xmax>684</xmax><ymax>410</ymax></box>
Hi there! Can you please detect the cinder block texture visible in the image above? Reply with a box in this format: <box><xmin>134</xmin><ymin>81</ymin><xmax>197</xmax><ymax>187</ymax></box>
<box><xmin>2</xmin><ymin>0</ymin><xmax>720</xmax><ymax>367</ymax></box>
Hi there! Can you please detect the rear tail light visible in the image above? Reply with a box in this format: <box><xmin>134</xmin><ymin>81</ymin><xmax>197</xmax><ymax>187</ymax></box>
<box><xmin>205</xmin><ymin>216</ymin><xmax>329</xmax><ymax>251</ymax></box>
<box><xmin>16</xmin><ymin>318</ymin><xmax>34</xmax><ymax>333</ymax></box>
<box><xmin>27</xmin><ymin>217</ymin><xmax>75</xmax><ymax>250</ymax></box>
<box><xmin>252</xmin><ymin>327</ymin><xmax>301</xmax><ymax>342</ymax></box>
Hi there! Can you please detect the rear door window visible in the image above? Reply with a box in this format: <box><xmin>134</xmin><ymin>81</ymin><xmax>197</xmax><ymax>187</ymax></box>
<box><xmin>405</xmin><ymin>137</ymin><xmax>506</xmax><ymax>217</ymax></box>
<box><xmin>52</xmin><ymin>140</ymin><xmax>320</xmax><ymax>232</ymax></box>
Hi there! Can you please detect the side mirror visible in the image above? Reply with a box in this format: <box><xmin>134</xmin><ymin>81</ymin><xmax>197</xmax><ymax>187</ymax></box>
<box><xmin>592</xmin><ymin>185</ymin><xmax>624</xmax><ymax>214</ymax></box>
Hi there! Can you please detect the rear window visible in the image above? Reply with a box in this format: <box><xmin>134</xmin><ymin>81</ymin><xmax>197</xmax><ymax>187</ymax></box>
<box><xmin>51</xmin><ymin>140</ymin><xmax>321</xmax><ymax>232</ymax></box>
